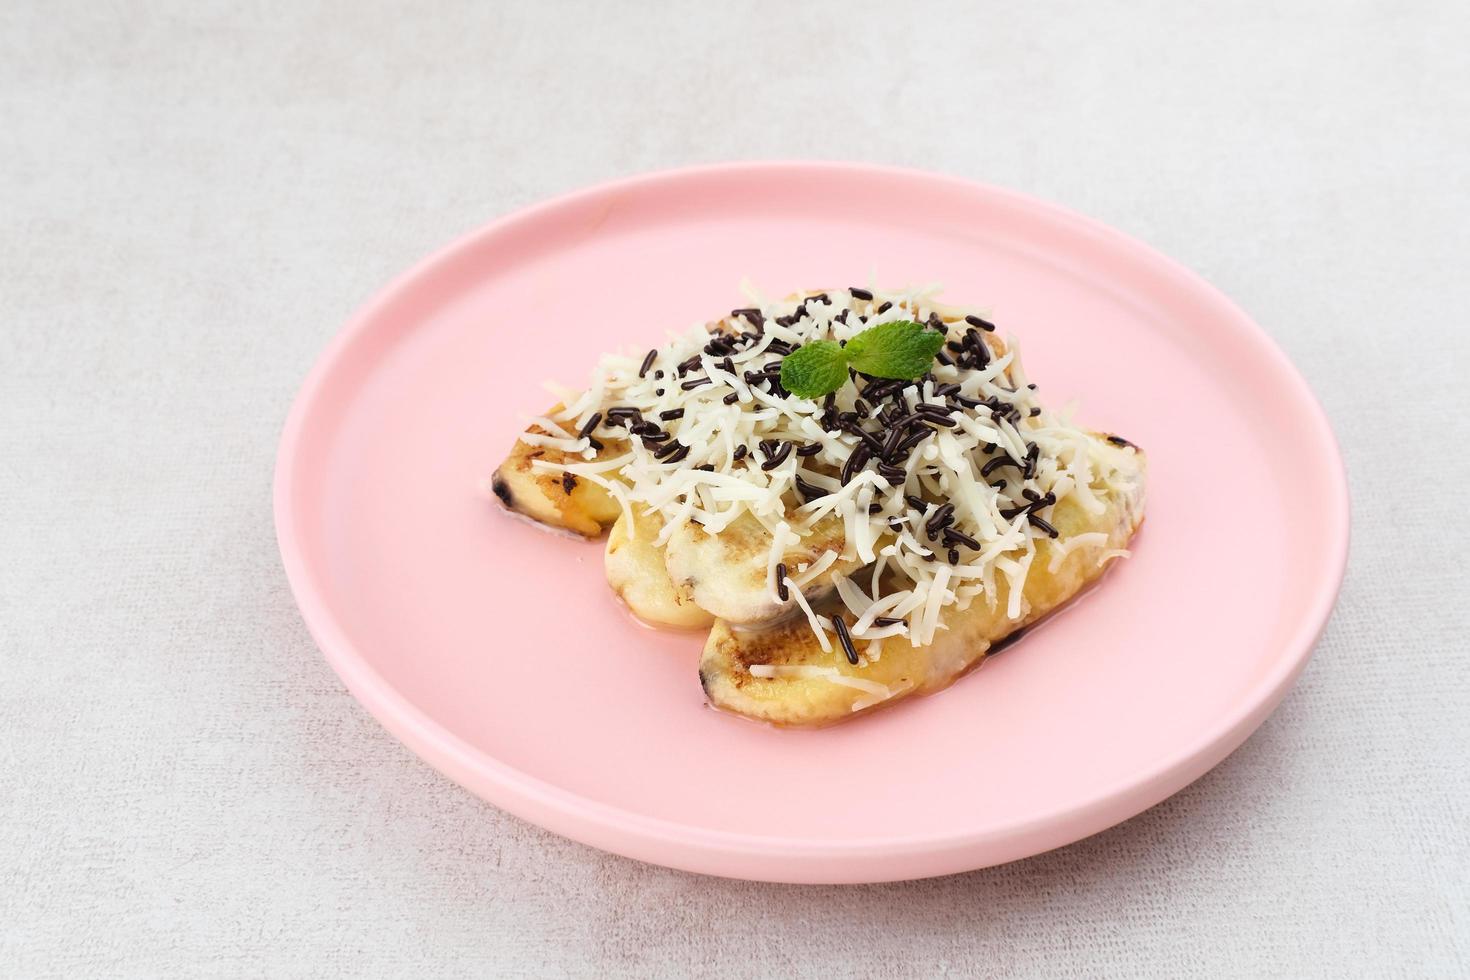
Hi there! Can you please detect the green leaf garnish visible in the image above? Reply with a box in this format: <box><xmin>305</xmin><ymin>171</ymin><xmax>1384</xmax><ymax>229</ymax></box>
<box><xmin>778</xmin><ymin>340</ymin><xmax>849</xmax><ymax>398</ymax></box>
<box><xmin>777</xmin><ymin>320</ymin><xmax>944</xmax><ymax>398</ymax></box>
<box><xmin>844</xmin><ymin>320</ymin><xmax>947</xmax><ymax>380</ymax></box>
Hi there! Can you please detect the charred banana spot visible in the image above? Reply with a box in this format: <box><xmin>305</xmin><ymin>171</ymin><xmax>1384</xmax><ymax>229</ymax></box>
<box><xmin>987</xmin><ymin>627</ymin><xmax>1027</xmax><ymax>657</ymax></box>
<box><xmin>490</xmin><ymin>474</ymin><xmax>514</xmax><ymax>508</ymax></box>
<box><xmin>697</xmin><ymin>667</ymin><xmax>713</xmax><ymax>694</ymax></box>
<box><xmin>1105</xmin><ymin>434</ymin><xmax>1135</xmax><ymax>449</ymax></box>
<box><xmin>561</xmin><ymin>472</ymin><xmax>578</xmax><ymax>495</ymax></box>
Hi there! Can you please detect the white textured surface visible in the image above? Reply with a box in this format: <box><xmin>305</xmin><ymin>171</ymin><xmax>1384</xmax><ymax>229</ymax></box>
<box><xmin>3</xmin><ymin>1</ymin><xmax>1468</xmax><ymax>976</ymax></box>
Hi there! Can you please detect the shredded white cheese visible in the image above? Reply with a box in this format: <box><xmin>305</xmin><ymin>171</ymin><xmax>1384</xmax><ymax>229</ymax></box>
<box><xmin>526</xmin><ymin>286</ymin><xmax>1138</xmax><ymax>653</ymax></box>
<box><xmin>746</xmin><ymin>664</ymin><xmax>894</xmax><ymax>708</ymax></box>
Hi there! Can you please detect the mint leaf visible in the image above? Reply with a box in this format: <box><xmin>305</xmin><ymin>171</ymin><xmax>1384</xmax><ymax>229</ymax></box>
<box><xmin>843</xmin><ymin>320</ymin><xmax>946</xmax><ymax>380</ymax></box>
<box><xmin>779</xmin><ymin>341</ymin><xmax>849</xmax><ymax>398</ymax></box>
<box><xmin>776</xmin><ymin>319</ymin><xmax>945</xmax><ymax>400</ymax></box>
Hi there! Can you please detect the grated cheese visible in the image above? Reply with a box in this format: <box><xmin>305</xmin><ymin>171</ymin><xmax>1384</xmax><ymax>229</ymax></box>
<box><xmin>526</xmin><ymin>286</ymin><xmax>1139</xmax><ymax>654</ymax></box>
<box><xmin>747</xmin><ymin>664</ymin><xmax>894</xmax><ymax>709</ymax></box>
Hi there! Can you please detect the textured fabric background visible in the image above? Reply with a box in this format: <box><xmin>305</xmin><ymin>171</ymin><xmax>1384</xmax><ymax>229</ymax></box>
<box><xmin>3</xmin><ymin>1</ymin><xmax>1467</xmax><ymax>976</ymax></box>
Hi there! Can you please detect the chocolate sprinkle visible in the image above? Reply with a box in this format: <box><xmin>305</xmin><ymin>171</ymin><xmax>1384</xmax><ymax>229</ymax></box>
<box><xmin>795</xmin><ymin>442</ymin><xmax>822</xmax><ymax>457</ymax></box>
<box><xmin>832</xmin><ymin>615</ymin><xmax>859</xmax><ymax>665</ymax></box>
<box><xmin>881</xmin><ymin>426</ymin><xmax>905</xmax><ymax>460</ymax></box>
<box><xmin>943</xmin><ymin>527</ymin><xmax>980</xmax><ymax>549</ymax></box>
<box><xmin>577</xmin><ymin>412</ymin><xmax>603</xmax><ymax>439</ymax></box>
<box><xmin>732</xmin><ymin>445</ymin><xmax>749</xmax><ymax>461</ymax></box>
<box><xmin>925</xmin><ymin>503</ymin><xmax>955</xmax><ymax>535</ymax></box>
<box><xmin>638</xmin><ymin>349</ymin><xmax>658</xmax><ymax>377</ymax></box>
<box><xmin>795</xmin><ymin>475</ymin><xmax>827</xmax><ymax>500</ymax></box>
<box><xmin>723</xmin><ymin>392</ymin><xmax>740</xmax><ymax>404</ymax></box>
<box><xmin>775</xmin><ymin>563</ymin><xmax>789</xmax><ymax>602</ymax></box>
<box><xmin>964</xmin><ymin>314</ymin><xmax>996</xmax><ymax>332</ymax></box>
<box><xmin>967</xmin><ymin>331</ymin><xmax>992</xmax><ymax>368</ymax></box>
<box><xmin>759</xmin><ymin>442</ymin><xmax>792</xmax><ymax>470</ymax></box>
<box><xmin>873</xmin><ymin>617</ymin><xmax>904</xmax><ymax>627</ymax></box>
<box><xmin>981</xmin><ymin>455</ymin><xmax>1020</xmax><ymax>477</ymax></box>
<box><xmin>1028</xmin><ymin>514</ymin><xmax>1059</xmax><ymax>538</ymax></box>
<box><xmin>894</xmin><ymin>429</ymin><xmax>933</xmax><ymax>456</ymax></box>
<box><xmin>863</xmin><ymin>379</ymin><xmax>901</xmax><ymax>401</ymax></box>
<box><xmin>680</xmin><ymin>377</ymin><xmax>712</xmax><ymax>390</ymax></box>
<box><xmin>841</xmin><ymin>444</ymin><xmax>871</xmax><ymax>484</ymax></box>
<box><xmin>844</xmin><ymin>422</ymin><xmax>885</xmax><ymax>454</ymax></box>
<box><xmin>916</xmin><ymin>406</ymin><xmax>957</xmax><ymax>427</ymax></box>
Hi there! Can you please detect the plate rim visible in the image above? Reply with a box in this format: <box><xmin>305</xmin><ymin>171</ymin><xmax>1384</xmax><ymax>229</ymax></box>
<box><xmin>273</xmin><ymin>160</ymin><xmax>1350</xmax><ymax>883</ymax></box>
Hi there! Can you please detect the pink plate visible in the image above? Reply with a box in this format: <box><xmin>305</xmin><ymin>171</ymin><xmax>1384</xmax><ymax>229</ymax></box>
<box><xmin>274</xmin><ymin>162</ymin><xmax>1348</xmax><ymax>883</ymax></box>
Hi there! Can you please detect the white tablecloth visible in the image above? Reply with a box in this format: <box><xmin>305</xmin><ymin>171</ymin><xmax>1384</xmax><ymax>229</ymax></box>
<box><xmin>4</xmin><ymin>2</ymin><xmax>1466</xmax><ymax>976</ymax></box>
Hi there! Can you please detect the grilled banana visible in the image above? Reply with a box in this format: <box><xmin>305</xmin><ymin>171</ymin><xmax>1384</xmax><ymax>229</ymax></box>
<box><xmin>490</xmin><ymin>423</ymin><xmax>621</xmax><ymax>538</ymax></box>
<box><xmin>662</xmin><ymin>511</ymin><xmax>864</xmax><ymax>626</ymax></box>
<box><xmin>490</xmin><ymin>286</ymin><xmax>1148</xmax><ymax>728</ymax></box>
<box><xmin>605</xmin><ymin>509</ymin><xmax>716</xmax><ymax>629</ymax></box>
<box><xmin>698</xmin><ymin>441</ymin><xmax>1145</xmax><ymax>727</ymax></box>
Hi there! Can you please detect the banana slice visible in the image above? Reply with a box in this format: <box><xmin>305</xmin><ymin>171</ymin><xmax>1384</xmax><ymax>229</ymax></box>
<box><xmin>489</xmin><ymin>286</ymin><xmax>1148</xmax><ymax>728</ymax></box>
<box><xmin>605</xmin><ymin>509</ymin><xmax>715</xmax><ymax>629</ymax></box>
<box><xmin>490</xmin><ymin>424</ymin><xmax>621</xmax><ymax>538</ymax></box>
<box><xmin>698</xmin><ymin>442</ymin><xmax>1145</xmax><ymax>727</ymax></box>
<box><xmin>661</xmin><ymin>511</ymin><xmax>864</xmax><ymax>626</ymax></box>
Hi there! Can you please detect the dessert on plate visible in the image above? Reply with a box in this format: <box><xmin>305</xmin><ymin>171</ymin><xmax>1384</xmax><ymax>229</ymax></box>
<box><xmin>492</xmin><ymin>286</ymin><xmax>1146</xmax><ymax>726</ymax></box>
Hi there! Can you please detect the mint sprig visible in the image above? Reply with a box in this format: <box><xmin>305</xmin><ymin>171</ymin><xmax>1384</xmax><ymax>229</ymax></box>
<box><xmin>779</xmin><ymin>320</ymin><xmax>945</xmax><ymax>399</ymax></box>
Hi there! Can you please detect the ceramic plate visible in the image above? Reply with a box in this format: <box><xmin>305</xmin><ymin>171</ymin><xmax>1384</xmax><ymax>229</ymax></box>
<box><xmin>274</xmin><ymin>163</ymin><xmax>1348</xmax><ymax>883</ymax></box>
